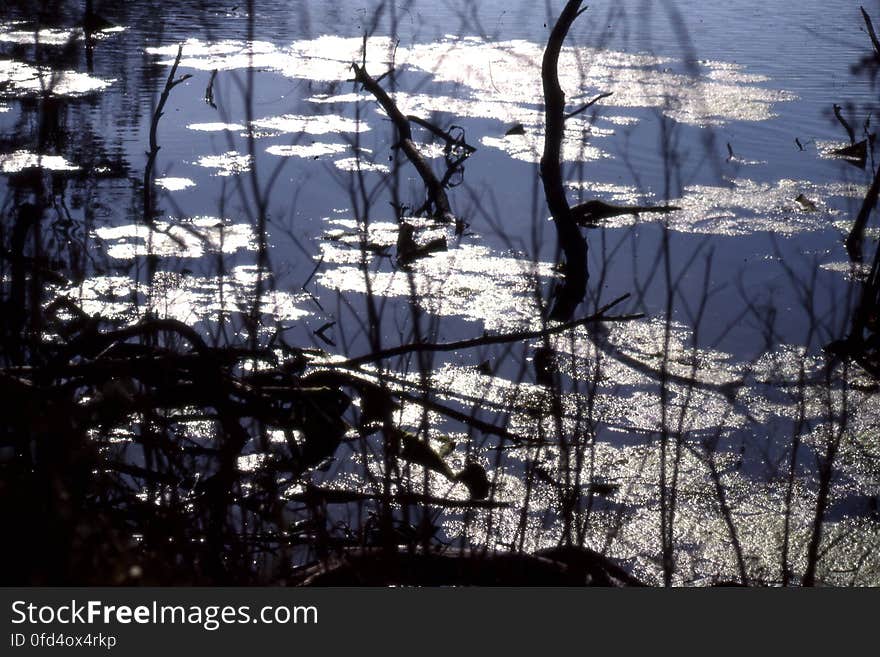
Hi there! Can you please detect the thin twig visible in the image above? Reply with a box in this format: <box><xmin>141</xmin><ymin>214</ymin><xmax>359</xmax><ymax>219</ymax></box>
<box><xmin>565</xmin><ymin>91</ymin><xmax>613</xmax><ymax>120</ymax></box>
<box><xmin>338</xmin><ymin>293</ymin><xmax>638</xmax><ymax>367</ymax></box>
<box><xmin>407</xmin><ymin>115</ymin><xmax>477</xmax><ymax>153</ymax></box>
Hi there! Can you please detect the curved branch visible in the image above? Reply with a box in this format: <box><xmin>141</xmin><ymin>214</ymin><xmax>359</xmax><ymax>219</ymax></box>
<box><xmin>407</xmin><ymin>115</ymin><xmax>477</xmax><ymax>153</ymax></box>
<box><xmin>541</xmin><ymin>1</ymin><xmax>589</xmax><ymax>320</ymax></box>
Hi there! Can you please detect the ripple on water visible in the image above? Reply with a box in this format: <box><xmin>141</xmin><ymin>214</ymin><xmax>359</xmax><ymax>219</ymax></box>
<box><xmin>187</xmin><ymin>122</ymin><xmax>246</xmax><ymax>132</ymax></box>
<box><xmin>251</xmin><ymin>113</ymin><xmax>368</xmax><ymax>135</ymax></box>
<box><xmin>0</xmin><ymin>23</ymin><xmax>125</xmax><ymax>46</ymax></box>
<box><xmin>0</xmin><ymin>59</ymin><xmax>112</xmax><ymax>96</ymax></box>
<box><xmin>590</xmin><ymin>178</ymin><xmax>865</xmax><ymax>236</ymax></box>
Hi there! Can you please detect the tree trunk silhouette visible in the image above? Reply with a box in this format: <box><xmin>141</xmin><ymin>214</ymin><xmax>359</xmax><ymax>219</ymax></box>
<box><xmin>541</xmin><ymin>0</ymin><xmax>589</xmax><ymax>320</ymax></box>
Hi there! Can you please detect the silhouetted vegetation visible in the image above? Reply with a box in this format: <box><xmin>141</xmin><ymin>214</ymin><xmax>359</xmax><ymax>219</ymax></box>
<box><xmin>1</xmin><ymin>0</ymin><xmax>879</xmax><ymax>586</ymax></box>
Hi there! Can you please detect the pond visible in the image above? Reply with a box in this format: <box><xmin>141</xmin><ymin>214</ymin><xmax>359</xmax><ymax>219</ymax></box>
<box><xmin>1</xmin><ymin>0</ymin><xmax>878</xmax><ymax>586</ymax></box>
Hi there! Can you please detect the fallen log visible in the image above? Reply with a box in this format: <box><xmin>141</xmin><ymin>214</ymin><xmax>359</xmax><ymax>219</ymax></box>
<box><xmin>571</xmin><ymin>199</ymin><xmax>681</xmax><ymax>225</ymax></box>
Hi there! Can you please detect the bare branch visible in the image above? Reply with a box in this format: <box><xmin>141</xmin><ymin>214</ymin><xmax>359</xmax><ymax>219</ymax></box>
<box><xmin>351</xmin><ymin>60</ymin><xmax>456</xmax><ymax>223</ymax></box>
<box><xmin>565</xmin><ymin>91</ymin><xmax>613</xmax><ymax>120</ymax></box>
<box><xmin>861</xmin><ymin>6</ymin><xmax>880</xmax><ymax>58</ymax></box>
<box><xmin>144</xmin><ymin>45</ymin><xmax>188</xmax><ymax>222</ymax></box>
<box><xmin>337</xmin><ymin>293</ymin><xmax>639</xmax><ymax>367</ymax></box>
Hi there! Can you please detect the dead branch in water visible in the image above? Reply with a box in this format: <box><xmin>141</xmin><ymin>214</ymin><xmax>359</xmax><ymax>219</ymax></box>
<box><xmin>571</xmin><ymin>199</ymin><xmax>681</xmax><ymax>225</ymax></box>
<box><xmin>351</xmin><ymin>60</ymin><xmax>456</xmax><ymax>223</ymax></box>
<box><xmin>861</xmin><ymin>6</ymin><xmax>880</xmax><ymax>59</ymax></box>
<box><xmin>565</xmin><ymin>91</ymin><xmax>614</xmax><ymax>121</ymax></box>
<box><xmin>541</xmin><ymin>0</ymin><xmax>589</xmax><ymax>321</ymax></box>
<box><xmin>293</xmin><ymin>546</ymin><xmax>644</xmax><ymax>586</ymax></box>
<box><xmin>144</xmin><ymin>45</ymin><xmax>191</xmax><ymax>222</ymax></box>
<box><xmin>204</xmin><ymin>68</ymin><xmax>218</xmax><ymax>108</ymax></box>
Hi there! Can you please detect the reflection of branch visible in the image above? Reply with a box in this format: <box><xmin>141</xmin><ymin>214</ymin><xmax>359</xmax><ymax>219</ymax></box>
<box><xmin>406</xmin><ymin>115</ymin><xmax>477</xmax><ymax>154</ymax></box>
<box><xmin>833</xmin><ymin>103</ymin><xmax>856</xmax><ymax>145</ymax></box>
<box><xmin>589</xmin><ymin>332</ymin><xmax>763</xmax><ymax>426</ymax></box>
<box><xmin>351</xmin><ymin>61</ymin><xmax>455</xmax><ymax>223</ymax></box>
<box><xmin>687</xmin><ymin>440</ymin><xmax>749</xmax><ymax>585</ymax></box>
<box><xmin>846</xmin><ymin>160</ymin><xmax>880</xmax><ymax>261</ymax></box>
<box><xmin>338</xmin><ymin>293</ymin><xmax>639</xmax><ymax>367</ymax></box>
<box><xmin>541</xmin><ymin>0</ymin><xmax>589</xmax><ymax>320</ymax></box>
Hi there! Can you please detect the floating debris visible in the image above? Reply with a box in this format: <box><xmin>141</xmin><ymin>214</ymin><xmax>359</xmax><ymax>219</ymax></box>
<box><xmin>795</xmin><ymin>193</ymin><xmax>818</xmax><ymax>212</ymax></box>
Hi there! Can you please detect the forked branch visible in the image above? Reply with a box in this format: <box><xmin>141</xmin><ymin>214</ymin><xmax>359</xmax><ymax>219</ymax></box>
<box><xmin>351</xmin><ymin>60</ymin><xmax>456</xmax><ymax>223</ymax></box>
<box><xmin>144</xmin><ymin>45</ymin><xmax>191</xmax><ymax>222</ymax></box>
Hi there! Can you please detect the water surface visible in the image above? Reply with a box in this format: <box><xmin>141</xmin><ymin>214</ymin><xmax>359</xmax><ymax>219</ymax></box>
<box><xmin>2</xmin><ymin>0</ymin><xmax>879</xmax><ymax>585</ymax></box>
